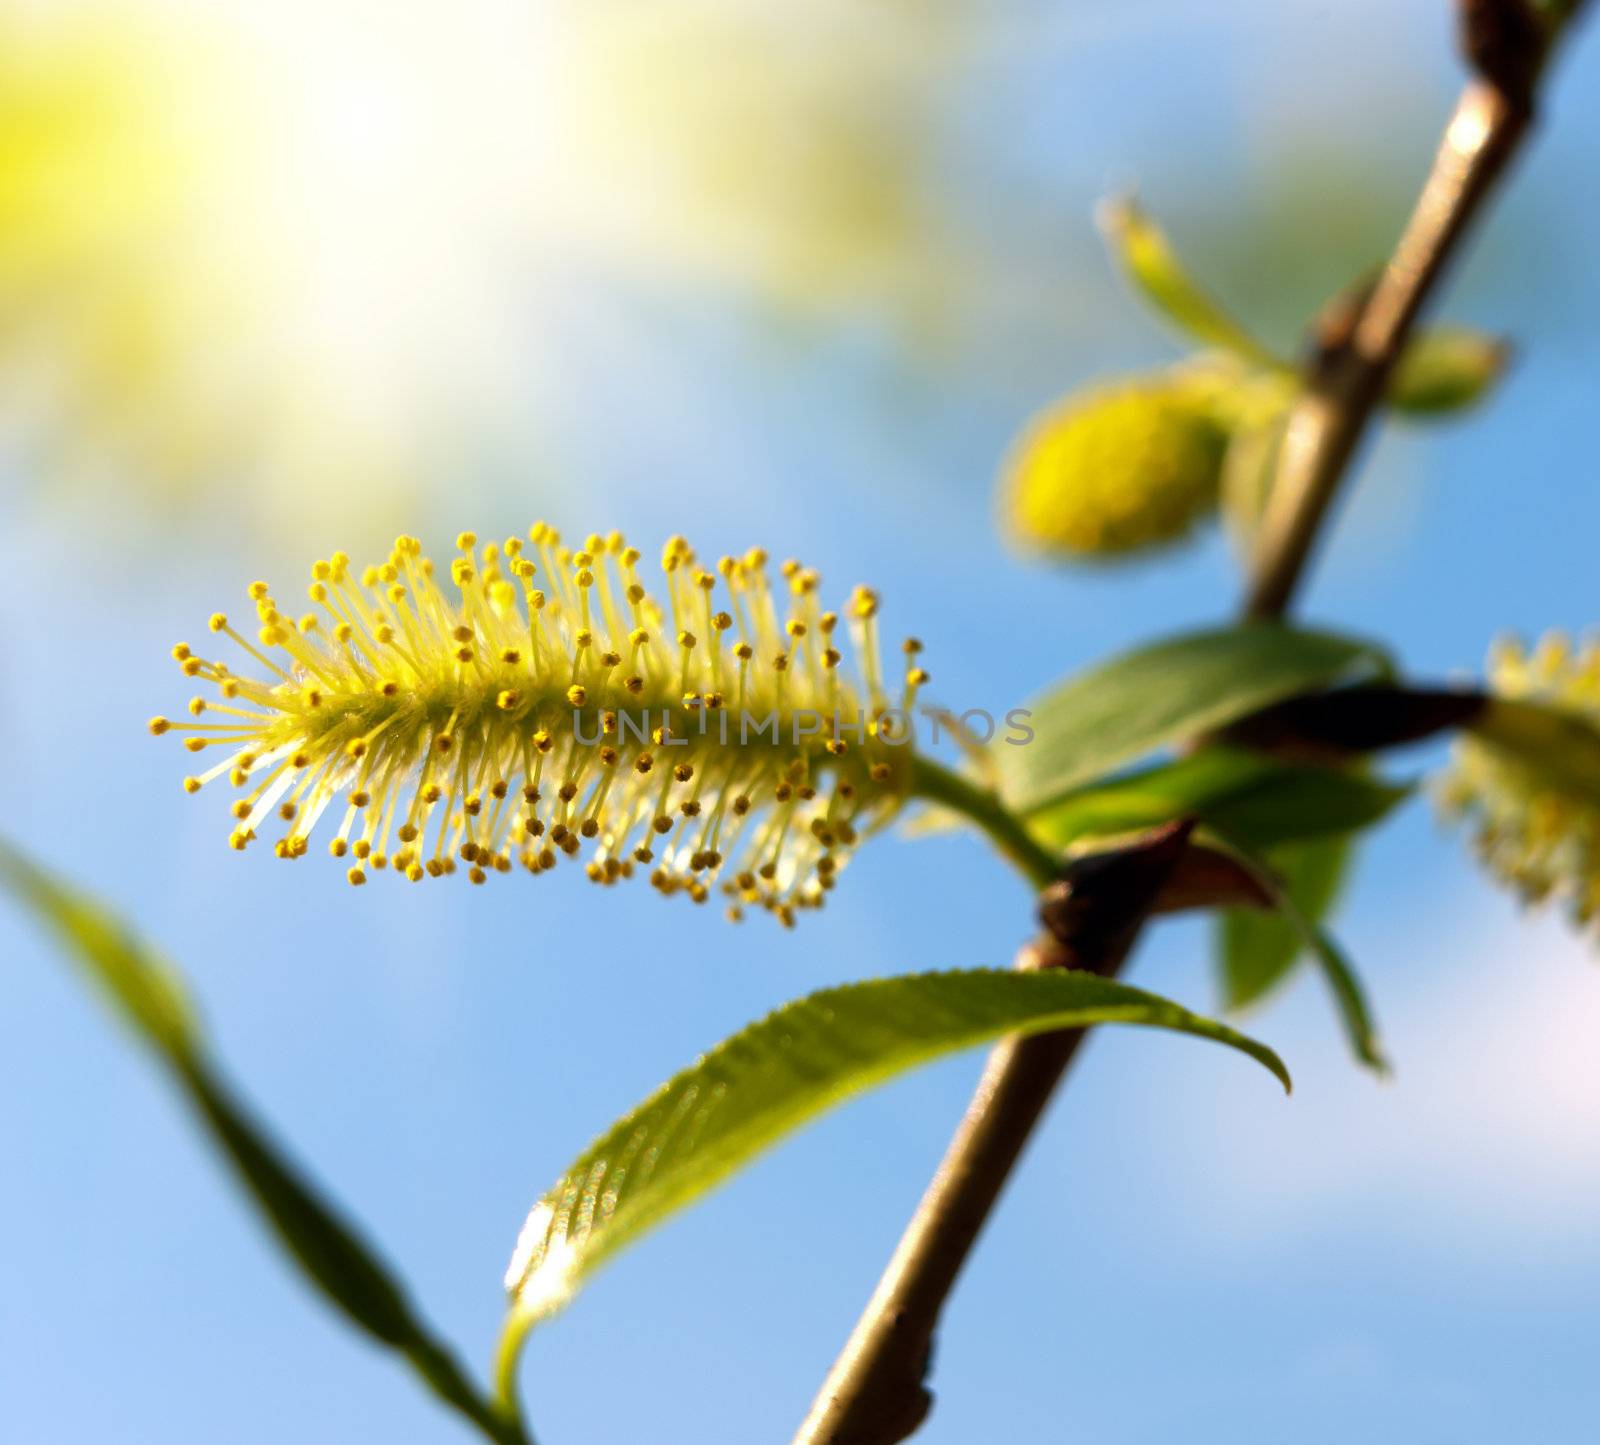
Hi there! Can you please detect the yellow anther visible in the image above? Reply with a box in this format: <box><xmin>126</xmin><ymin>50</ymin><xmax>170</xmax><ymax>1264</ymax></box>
<box><xmin>154</xmin><ymin>526</ymin><xmax>916</xmax><ymax>922</ymax></box>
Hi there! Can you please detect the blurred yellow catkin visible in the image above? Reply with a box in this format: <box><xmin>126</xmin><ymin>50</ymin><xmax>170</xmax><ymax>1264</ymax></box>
<box><xmin>560</xmin><ymin>0</ymin><xmax>974</xmax><ymax>315</ymax></box>
<box><xmin>1439</xmin><ymin>633</ymin><xmax>1600</xmax><ymax>934</ymax></box>
<box><xmin>1000</xmin><ymin>372</ymin><xmax>1231</xmax><ymax>557</ymax></box>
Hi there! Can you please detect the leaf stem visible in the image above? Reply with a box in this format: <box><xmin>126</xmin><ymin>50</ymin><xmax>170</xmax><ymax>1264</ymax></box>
<box><xmin>796</xmin><ymin>5</ymin><xmax>1591</xmax><ymax>1439</ymax></box>
<box><xmin>906</xmin><ymin>755</ymin><xmax>1059</xmax><ymax>891</ymax></box>
<box><xmin>492</xmin><ymin>1309</ymin><xmax>538</xmax><ymax>1435</ymax></box>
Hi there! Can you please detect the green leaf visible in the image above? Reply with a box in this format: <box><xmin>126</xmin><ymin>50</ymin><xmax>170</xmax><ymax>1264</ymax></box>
<box><xmin>1027</xmin><ymin>749</ymin><xmax>1272</xmax><ymax>844</ymax></box>
<box><xmin>0</xmin><ymin>840</ymin><xmax>528</xmax><ymax>1445</ymax></box>
<box><xmin>1027</xmin><ymin>748</ymin><xmax>1410</xmax><ymax>853</ymax></box>
<box><xmin>1098</xmin><ymin>196</ymin><xmax>1286</xmax><ymax>370</ymax></box>
<box><xmin>999</xmin><ymin>623</ymin><xmax>1390</xmax><ymax>814</ymax></box>
<box><xmin>1303</xmin><ymin>921</ymin><xmax>1385</xmax><ymax>1074</ymax></box>
<box><xmin>1206</xmin><ymin>832</ymin><xmax>1386</xmax><ymax>1074</ymax></box>
<box><xmin>501</xmin><ymin>969</ymin><xmax>1289</xmax><ymax>1343</ymax></box>
<box><xmin>1218</xmin><ymin>835</ymin><xmax>1351</xmax><ymax>1010</ymax></box>
<box><xmin>1388</xmin><ymin>326</ymin><xmax>1509</xmax><ymax>416</ymax></box>
<box><xmin>1205</xmin><ymin>765</ymin><xmax>1410</xmax><ymax>847</ymax></box>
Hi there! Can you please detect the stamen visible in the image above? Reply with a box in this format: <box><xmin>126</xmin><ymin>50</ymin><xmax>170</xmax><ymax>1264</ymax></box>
<box><xmin>153</xmin><ymin>529</ymin><xmax>920</xmax><ymax>922</ymax></box>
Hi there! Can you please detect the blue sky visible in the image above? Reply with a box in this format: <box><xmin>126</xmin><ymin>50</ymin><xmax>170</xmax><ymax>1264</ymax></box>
<box><xmin>4</xmin><ymin>2</ymin><xmax>1600</xmax><ymax>1441</ymax></box>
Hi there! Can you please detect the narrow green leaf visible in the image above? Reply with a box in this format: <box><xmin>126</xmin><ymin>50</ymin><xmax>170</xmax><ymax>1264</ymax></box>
<box><xmin>1098</xmin><ymin>196</ymin><xmax>1286</xmax><ymax>370</ymax></box>
<box><xmin>1388</xmin><ymin>326</ymin><xmax>1509</xmax><ymax>416</ymax></box>
<box><xmin>501</xmin><ymin>969</ymin><xmax>1289</xmax><ymax>1341</ymax></box>
<box><xmin>999</xmin><ymin>623</ymin><xmax>1390</xmax><ymax>814</ymax></box>
<box><xmin>0</xmin><ymin>840</ymin><xmax>528</xmax><ymax>1445</ymax></box>
<box><xmin>1207</xmin><ymin>832</ymin><xmax>1387</xmax><ymax>1074</ymax></box>
<box><xmin>1027</xmin><ymin>748</ymin><xmax>1410</xmax><ymax>853</ymax></box>
<box><xmin>1218</xmin><ymin>835</ymin><xmax>1351</xmax><ymax>1010</ymax></box>
<box><xmin>1303</xmin><ymin>922</ymin><xmax>1386</xmax><ymax>1075</ymax></box>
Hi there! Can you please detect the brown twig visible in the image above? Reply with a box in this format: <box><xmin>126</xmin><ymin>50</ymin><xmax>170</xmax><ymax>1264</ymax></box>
<box><xmin>794</xmin><ymin>4</ymin><xmax>1586</xmax><ymax>1440</ymax></box>
<box><xmin>1244</xmin><ymin>0</ymin><xmax>1577</xmax><ymax>618</ymax></box>
<box><xmin>794</xmin><ymin>827</ymin><xmax>1195</xmax><ymax>1444</ymax></box>
<box><xmin>1216</xmin><ymin>683</ymin><xmax>1490</xmax><ymax>760</ymax></box>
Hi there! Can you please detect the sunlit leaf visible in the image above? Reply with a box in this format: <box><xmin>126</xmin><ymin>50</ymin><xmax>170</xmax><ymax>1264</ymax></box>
<box><xmin>1027</xmin><ymin>748</ymin><xmax>1410</xmax><ymax>852</ymax></box>
<box><xmin>0</xmin><ymin>839</ymin><xmax>526</xmax><ymax>1445</ymax></box>
<box><xmin>501</xmin><ymin>968</ymin><xmax>1289</xmax><ymax>1349</ymax></box>
<box><xmin>1098</xmin><ymin>196</ymin><xmax>1285</xmax><ymax>370</ymax></box>
<box><xmin>1388</xmin><ymin>326</ymin><xmax>1509</xmax><ymax>416</ymax></box>
<box><xmin>999</xmin><ymin>624</ymin><xmax>1390</xmax><ymax>814</ymax></box>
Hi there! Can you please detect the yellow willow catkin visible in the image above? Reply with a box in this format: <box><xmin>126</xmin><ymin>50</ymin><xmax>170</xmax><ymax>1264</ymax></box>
<box><xmin>1001</xmin><ymin>372</ymin><xmax>1229</xmax><ymax>557</ymax></box>
<box><xmin>150</xmin><ymin>527</ymin><xmax>929</xmax><ymax>926</ymax></box>
<box><xmin>1438</xmin><ymin>632</ymin><xmax>1600</xmax><ymax>934</ymax></box>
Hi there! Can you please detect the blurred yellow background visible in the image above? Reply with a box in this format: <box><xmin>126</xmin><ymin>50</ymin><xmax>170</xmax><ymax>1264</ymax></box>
<box><xmin>0</xmin><ymin>0</ymin><xmax>992</xmax><ymax>540</ymax></box>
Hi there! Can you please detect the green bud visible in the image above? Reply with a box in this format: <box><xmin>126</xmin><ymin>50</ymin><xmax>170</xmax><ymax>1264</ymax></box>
<box><xmin>1388</xmin><ymin>327</ymin><xmax>1510</xmax><ymax>417</ymax></box>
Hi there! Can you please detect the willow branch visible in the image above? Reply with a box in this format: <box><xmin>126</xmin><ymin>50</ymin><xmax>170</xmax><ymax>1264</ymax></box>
<box><xmin>1245</xmin><ymin>0</ymin><xmax>1586</xmax><ymax>618</ymax></box>
<box><xmin>795</xmin><ymin>5</ymin><xmax>1586</xmax><ymax>1441</ymax></box>
<box><xmin>795</xmin><ymin>826</ymin><xmax>1196</xmax><ymax>1444</ymax></box>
